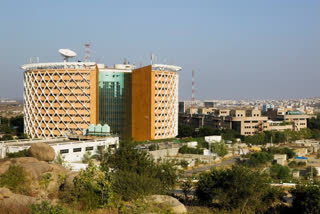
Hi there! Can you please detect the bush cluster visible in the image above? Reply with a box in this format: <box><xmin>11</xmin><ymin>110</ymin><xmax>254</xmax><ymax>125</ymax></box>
<box><xmin>0</xmin><ymin>165</ymin><xmax>30</xmax><ymax>194</ymax></box>
<box><xmin>179</xmin><ymin>145</ymin><xmax>203</xmax><ymax>154</ymax></box>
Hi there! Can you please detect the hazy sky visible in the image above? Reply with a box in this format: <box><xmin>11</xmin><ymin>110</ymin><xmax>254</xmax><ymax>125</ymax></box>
<box><xmin>0</xmin><ymin>0</ymin><xmax>319</xmax><ymax>100</ymax></box>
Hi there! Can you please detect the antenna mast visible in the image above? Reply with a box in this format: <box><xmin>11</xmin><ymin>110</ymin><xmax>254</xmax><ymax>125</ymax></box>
<box><xmin>192</xmin><ymin>70</ymin><xmax>195</xmax><ymax>108</ymax></box>
<box><xmin>85</xmin><ymin>43</ymin><xmax>90</xmax><ymax>62</ymax></box>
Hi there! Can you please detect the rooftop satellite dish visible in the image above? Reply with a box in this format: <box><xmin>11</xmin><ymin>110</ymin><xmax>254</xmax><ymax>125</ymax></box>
<box><xmin>58</xmin><ymin>49</ymin><xmax>77</xmax><ymax>62</ymax></box>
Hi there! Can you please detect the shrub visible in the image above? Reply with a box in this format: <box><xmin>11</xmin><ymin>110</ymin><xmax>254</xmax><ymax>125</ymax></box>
<box><xmin>270</xmin><ymin>164</ymin><xmax>290</xmax><ymax>180</ymax></box>
<box><xmin>54</xmin><ymin>153</ymin><xmax>65</xmax><ymax>165</ymax></box>
<box><xmin>73</xmin><ymin>160</ymin><xmax>113</xmax><ymax>209</ymax></box>
<box><xmin>195</xmin><ymin>165</ymin><xmax>283</xmax><ymax>212</ymax></box>
<box><xmin>112</xmin><ymin>170</ymin><xmax>162</xmax><ymax>201</ymax></box>
<box><xmin>263</xmin><ymin>147</ymin><xmax>296</xmax><ymax>159</ymax></box>
<box><xmin>1</xmin><ymin>134</ymin><xmax>14</xmax><ymax>141</ymax></box>
<box><xmin>148</xmin><ymin>144</ymin><xmax>157</xmax><ymax>151</ymax></box>
<box><xmin>179</xmin><ymin>160</ymin><xmax>189</xmax><ymax>169</ymax></box>
<box><xmin>210</xmin><ymin>142</ymin><xmax>228</xmax><ymax>157</ymax></box>
<box><xmin>290</xmin><ymin>185</ymin><xmax>320</xmax><ymax>214</ymax></box>
<box><xmin>246</xmin><ymin>152</ymin><xmax>273</xmax><ymax>167</ymax></box>
<box><xmin>179</xmin><ymin>145</ymin><xmax>203</xmax><ymax>154</ymax></box>
<box><xmin>30</xmin><ymin>201</ymin><xmax>70</xmax><ymax>214</ymax></box>
<box><xmin>0</xmin><ymin>165</ymin><xmax>30</xmax><ymax>194</ymax></box>
<box><xmin>81</xmin><ymin>151</ymin><xmax>92</xmax><ymax>163</ymax></box>
<box><xmin>6</xmin><ymin>149</ymin><xmax>30</xmax><ymax>158</ymax></box>
<box><xmin>288</xmin><ymin>161</ymin><xmax>306</xmax><ymax>168</ymax></box>
<box><xmin>102</xmin><ymin>144</ymin><xmax>177</xmax><ymax>201</ymax></box>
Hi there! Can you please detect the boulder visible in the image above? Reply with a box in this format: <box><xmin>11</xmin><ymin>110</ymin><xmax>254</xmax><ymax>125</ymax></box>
<box><xmin>0</xmin><ymin>160</ymin><xmax>12</xmax><ymax>174</ymax></box>
<box><xmin>0</xmin><ymin>156</ymin><xmax>71</xmax><ymax>201</ymax></box>
<box><xmin>0</xmin><ymin>187</ymin><xmax>13</xmax><ymax>198</ymax></box>
<box><xmin>29</xmin><ymin>143</ymin><xmax>55</xmax><ymax>161</ymax></box>
<box><xmin>20</xmin><ymin>161</ymin><xmax>52</xmax><ymax>180</ymax></box>
<box><xmin>0</xmin><ymin>192</ymin><xmax>36</xmax><ymax>214</ymax></box>
<box><xmin>146</xmin><ymin>195</ymin><xmax>187</xmax><ymax>214</ymax></box>
<box><xmin>12</xmin><ymin>157</ymin><xmax>39</xmax><ymax>164</ymax></box>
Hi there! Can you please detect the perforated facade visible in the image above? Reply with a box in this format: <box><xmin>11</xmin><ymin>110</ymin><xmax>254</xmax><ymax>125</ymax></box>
<box><xmin>23</xmin><ymin>65</ymin><xmax>98</xmax><ymax>138</ymax></box>
<box><xmin>131</xmin><ymin>65</ymin><xmax>179</xmax><ymax>141</ymax></box>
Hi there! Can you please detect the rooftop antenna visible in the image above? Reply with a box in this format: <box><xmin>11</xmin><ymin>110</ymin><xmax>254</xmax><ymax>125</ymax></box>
<box><xmin>58</xmin><ymin>49</ymin><xmax>77</xmax><ymax>62</ymax></box>
<box><xmin>85</xmin><ymin>43</ymin><xmax>90</xmax><ymax>62</ymax></box>
<box><xmin>192</xmin><ymin>70</ymin><xmax>195</xmax><ymax>108</ymax></box>
<box><xmin>151</xmin><ymin>53</ymin><xmax>154</xmax><ymax>65</ymax></box>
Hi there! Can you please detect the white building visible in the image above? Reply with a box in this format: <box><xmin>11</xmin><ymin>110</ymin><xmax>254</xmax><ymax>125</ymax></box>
<box><xmin>0</xmin><ymin>136</ymin><xmax>119</xmax><ymax>163</ymax></box>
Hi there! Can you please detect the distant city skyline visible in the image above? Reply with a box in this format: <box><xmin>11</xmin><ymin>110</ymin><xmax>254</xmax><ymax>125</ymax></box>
<box><xmin>0</xmin><ymin>0</ymin><xmax>319</xmax><ymax>100</ymax></box>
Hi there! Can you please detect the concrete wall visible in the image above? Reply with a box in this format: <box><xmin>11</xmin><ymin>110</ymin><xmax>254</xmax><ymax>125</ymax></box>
<box><xmin>148</xmin><ymin>147</ymin><xmax>179</xmax><ymax>160</ymax></box>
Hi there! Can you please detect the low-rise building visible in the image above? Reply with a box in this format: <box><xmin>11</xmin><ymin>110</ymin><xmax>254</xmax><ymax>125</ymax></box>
<box><xmin>231</xmin><ymin>109</ymin><xmax>268</xmax><ymax>136</ymax></box>
<box><xmin>0</xmin><ymin>136</ymin><xmax>119</xmax><ymax>163</ymax></box>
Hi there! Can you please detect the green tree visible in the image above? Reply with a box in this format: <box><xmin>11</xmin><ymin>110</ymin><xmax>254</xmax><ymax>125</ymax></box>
<box><xmin>290</xmin><ymin>185</ymin><xmax>320</xmax><ymax>214</ymax></box>
<box><xmin>274</xmin><ymin>131</ymin><xmax>286</xmax><ymax>143</ymax></box>
<box><xmin>102</xmin><ymin>143</ymin><xmax>177</xmax><ymax>201</ymax></box>
<box><xmin>195</xmin><ymin>165</ymin><xmax>283</xmax><ymax>213</ymax></box>
<box><xmin>221</xmin><ymin>129</ymin><xmax>241</xmax><ymax>142</ymax></box>
<box><xmin>179</xmin><ymin>145</ymin><xmax>203</xmax><ymax>154</ymax></box>
<box><xmin>210</xmin><ymin>142</ymin><xmax>228</xmax><ymax>157</ymax></box>
<box><xmin>269</xmin><ymin>164</ymin><xmax>290</xmax><ymax>180</ymax></box>
<box><xmin>196</xmin><ymin>127</ymin><xmax>218</xmax><ymax>137</ymax></box>
<box><xmin>245</xmin><ymin>133</ymin><xmax>266</xmax><ymax>145</ymax></box>
<box><xmin>178</xmin><ymin>124</ymin><xmax>194</xmax><ymax>137</ymax></box>
<box><xmin>263</xmin><ymin>147</ymin><xmax>296</xmax><ymax>159</ymax></box>
<box><xmin>246</xmin><ymin>152</ymin><xmax>273</xmax><ymax>167</ymax></box>
<box><xmin>308</xmin><ymin>115</ymin><xmax>320</xmax><ymax>130</ymax></box>
<box><xmin>311</xmin><ymin>129</ymin><xmax>320</xmax><ymax>140</ymax></box>
<box><xmin>73</xmin><ymin>160</ymin><xmax>113</xmax><ymax>209</ymax></box>
<box><xmin>305</xmin><ymin>166</ymin><xmax>317</xmax><ymax>180</ymax></box>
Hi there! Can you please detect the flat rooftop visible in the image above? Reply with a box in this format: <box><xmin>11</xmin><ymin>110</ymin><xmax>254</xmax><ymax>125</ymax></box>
<box><xmin>0</xmin><ymin>135</ymin><xmax>118</xmax><ymax>147</ymax></box>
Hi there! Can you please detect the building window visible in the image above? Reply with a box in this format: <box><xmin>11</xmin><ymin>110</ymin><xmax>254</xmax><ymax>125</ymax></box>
<box><xmin>60</xmin><ymin>149</ymin><xmax>69</xmax><ymax>154</ymax></box>
<box><xmin>73</xmin><ymin>148</ymin><xmax>82</xmax><ymax>153</ymax></box>
<box><xmin>85</xmin><ymin>146</ymin><xmax>94</xmax><ymax>151</ymax></box>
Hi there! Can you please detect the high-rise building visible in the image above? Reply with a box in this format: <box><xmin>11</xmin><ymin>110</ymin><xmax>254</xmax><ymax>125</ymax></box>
<box><xmin>131</xmin><ymin>64</ymin><xmax>181</xmax><ymax>141</ymax></box>
<box><xmin>204</xmin><ymin>101</ymin><xmax>216</xmax><ymax>108</ymax></box>
<box><xmin>22</xmin><ymin>52</ymin><xmax>181</xmax><ymax>141</ymax></box>
<box><xmin>98</xmin><ymin>65</ymin><xmax>133</xmax><ymax>138</ymax></box>
<box><xmin>262</xmin><ymin>104</ymin><xmax>274</xmax><ymax>113</ymax></box>
<box><xmin>22</xmin><ymin>62</ymin><xmax>99</xmax><ymax>138</ymax></box>
<box><xmin>179</xmin><ymin>101</ymin><xmax>186</xmax><ymax>113</ymax></box>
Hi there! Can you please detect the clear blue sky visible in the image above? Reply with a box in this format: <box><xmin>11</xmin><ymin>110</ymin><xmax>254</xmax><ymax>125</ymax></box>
<box><xmin>0</xmin><ymin>0</ymin><xmax>319</xmax><ymax>100</ymax></box>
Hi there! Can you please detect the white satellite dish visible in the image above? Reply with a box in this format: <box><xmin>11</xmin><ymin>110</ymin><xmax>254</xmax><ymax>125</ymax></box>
<box><xmin>58</xmin><ymin>49</ymin><xmax>77</xmax><ymax>62</ymax></box>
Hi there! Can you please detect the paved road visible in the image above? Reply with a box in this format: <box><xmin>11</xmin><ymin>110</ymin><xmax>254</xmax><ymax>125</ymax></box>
<box><xmin>183</xmin><ymin>157</ymin><xmax>237</xmax><ymax>176</ymax></box>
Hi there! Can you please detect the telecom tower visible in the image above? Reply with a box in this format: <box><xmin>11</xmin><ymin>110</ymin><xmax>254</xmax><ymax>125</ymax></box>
<box><xmin>85</xmin><ymin>43</ymin><xmax>90</xmax><ymax>62</ymax></box>
<box><xmin>191</xmin><ymin>70</ymin><xmax>195</xmax><ymax>108</ymax></box>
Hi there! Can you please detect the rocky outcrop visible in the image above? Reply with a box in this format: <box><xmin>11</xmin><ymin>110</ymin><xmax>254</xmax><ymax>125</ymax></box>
<box><xmin>0</xmin><ymin>187</ymin><xmax>37</xmax><ymax>214</ymax></box>
<box><xmin>29</xmin><ymin>142</ymin><xmax>55</xmax><ymax>162</ymax></box>
<box><xmin>146</xmin><ymin>195</ymin><xmax>187</xmax><ymax>214</ymax></box>
<box><xmin>0</xmin><ymin>157</ymin><xmax>72</xmax><ymax>199</ymax></box>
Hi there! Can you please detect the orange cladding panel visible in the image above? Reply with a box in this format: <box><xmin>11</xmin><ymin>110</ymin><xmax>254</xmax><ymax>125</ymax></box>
<box><xmin>131</xmin><ymin>65</ymin><xmax>155</xmax><ymax>141</ymax></box>
<box><xmin>89</xmin><ymin>65</ymin><xmax>99</xmax><ymax>125</ymax></box>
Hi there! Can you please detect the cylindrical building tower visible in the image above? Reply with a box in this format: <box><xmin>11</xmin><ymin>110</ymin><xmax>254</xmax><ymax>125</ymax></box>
<box><xmin>131</xmin><ymin>64</ymin><xmax>181</xmax><ymax>141</ymax></box>
<box><xmin>22</xmin><ymin>62</ymin><xmax>99</xmax><ymax>138</ymax></box>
